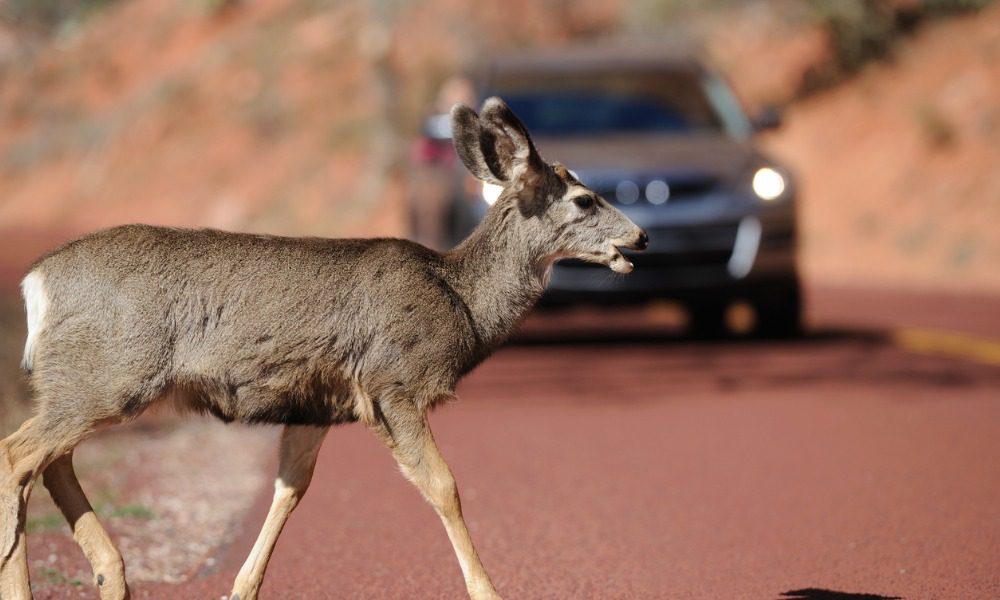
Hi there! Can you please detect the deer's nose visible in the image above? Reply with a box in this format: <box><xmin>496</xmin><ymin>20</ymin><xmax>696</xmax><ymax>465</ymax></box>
<box><xmin>635</xmin><ymin>229</ymin><xmax>649</xmax><ymax>251</ymax></box>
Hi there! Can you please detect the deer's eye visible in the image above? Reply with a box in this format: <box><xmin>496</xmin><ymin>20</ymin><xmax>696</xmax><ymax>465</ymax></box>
<box><xmin>573</xmin><ymin>195</ymin><xmax>595</xmax><ymax>210</ymax></box>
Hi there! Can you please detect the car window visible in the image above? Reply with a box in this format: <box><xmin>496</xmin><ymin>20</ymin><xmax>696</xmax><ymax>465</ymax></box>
<box><xmin>488</xmin><ymin>69</ymin><xmax>737</xmax><ymax>137</ymax></box>
<box><xmin>503</xmin><ymin>91</ymin><xmax>698</xmax><ymax>135</ymax></box>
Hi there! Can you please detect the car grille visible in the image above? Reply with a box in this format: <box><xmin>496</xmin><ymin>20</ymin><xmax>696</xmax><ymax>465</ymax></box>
<box><xmin>591</xmin><ymin>174</ymin><xmax>717</xmax><ymax>206</ymax></box>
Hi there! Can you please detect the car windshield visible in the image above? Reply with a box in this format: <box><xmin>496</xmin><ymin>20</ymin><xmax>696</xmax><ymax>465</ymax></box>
<box><xmin>487</xmin><ymin>69</ymin><xmax>749</xmax><ymax>138</ymax></box>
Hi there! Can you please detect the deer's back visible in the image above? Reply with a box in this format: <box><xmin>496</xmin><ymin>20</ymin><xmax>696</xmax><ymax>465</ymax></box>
<box><xmin>26</xmin><ymin>225</ymin><xmax>478</xmax><ymax>425</ymax></box>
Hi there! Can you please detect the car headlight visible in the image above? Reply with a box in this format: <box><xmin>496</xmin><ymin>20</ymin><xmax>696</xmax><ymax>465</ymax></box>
<box><xmin>751</xmin><ymin>167</ymin><xmax>786</xmax><ymax>202</ymax></box>
<box><xmin>481</xmin><ymin>182</ymin><xmax>503</xmax><ymax>206</ymax></box>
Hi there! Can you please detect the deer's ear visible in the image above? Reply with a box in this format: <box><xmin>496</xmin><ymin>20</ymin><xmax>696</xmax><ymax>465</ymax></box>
<box><xmin>451</xmin><ymin>98</ymin><xmax>547</xmax><ymax>216</ymax></box>
<box><xmin>477</xmin><ymin>97</ymin><xmax>547</xmax><ymax>216</ymax></box>
<box><xmin>451</xmin><ymin>103</ymin><xmax>504</xmax><ymax>185</ymax></box>
<box><xmin>477</xmin><ymin>97</ymin><xmax>544</xmax><ymax>184</ymax></box>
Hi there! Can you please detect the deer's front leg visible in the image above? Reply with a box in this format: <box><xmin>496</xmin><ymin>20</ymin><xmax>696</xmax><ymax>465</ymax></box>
<box><xmin>372</xmin><ymin>399</ymin><xmax>501</xmax><ymax>600</ymax></box>
<box><xmin>229</xmin><ymin>425</ymin><xmax>328</xmax><ymax>600</ymax></box>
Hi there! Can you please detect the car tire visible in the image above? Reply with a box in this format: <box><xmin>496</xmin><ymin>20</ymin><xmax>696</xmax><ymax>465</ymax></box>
<box><xmin>754</xmin><ymin>281</ymin><xmax>803</xmax><ymax>338</ymax></box>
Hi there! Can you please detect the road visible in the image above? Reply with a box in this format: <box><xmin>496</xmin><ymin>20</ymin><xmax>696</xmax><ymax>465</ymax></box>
<box><xmin>88</xmin><ymin>288</ymin><xmax>1000</xmax><ymax>598</ymax></box>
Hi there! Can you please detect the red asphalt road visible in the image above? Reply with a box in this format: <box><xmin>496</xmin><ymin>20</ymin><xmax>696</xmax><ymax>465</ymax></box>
<box><xmin>76</xmin><ymin>289</ymin><xmax>1000</xmax><ymax>598</ymax></box>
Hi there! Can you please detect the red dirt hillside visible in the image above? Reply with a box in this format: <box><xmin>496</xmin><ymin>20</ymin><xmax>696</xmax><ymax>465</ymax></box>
<box><xmin>770</xmin><ymin>5</ymin><xmax>1000</xmax><ymax>293</ymax></box>
<box><xmin>706</xmin><ymin>3</ymin><xmax>1000</xmax><ymax>293</ymax></box>
<box><xmin>0</xmin><ymin>0</ymin><xmax>622</xmax><ymax>283</ymax></box>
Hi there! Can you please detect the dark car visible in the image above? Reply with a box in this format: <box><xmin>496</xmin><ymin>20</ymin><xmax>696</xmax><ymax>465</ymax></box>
<box><xmin>412</xmin><ymin>45</ymin><xmax>802</xmax><ymax>335</ymax></box>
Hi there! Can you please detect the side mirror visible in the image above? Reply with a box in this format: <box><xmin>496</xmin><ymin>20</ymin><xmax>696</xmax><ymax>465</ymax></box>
<box><xmin>752</xmin><ymin>105</ymin><xmax>782</xmax><ymax>132</ymax></box>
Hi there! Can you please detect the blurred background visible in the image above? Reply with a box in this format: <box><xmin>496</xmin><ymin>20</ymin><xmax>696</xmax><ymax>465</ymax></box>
<box><xmin>1</xmin><ymin>0</ymin><xmax>997</xmax><ymax>290</ymax></box>
<box><xmin>0</xmin><ymin>1</ymin><xmax>998</xmax><ymax>598</ymax></box>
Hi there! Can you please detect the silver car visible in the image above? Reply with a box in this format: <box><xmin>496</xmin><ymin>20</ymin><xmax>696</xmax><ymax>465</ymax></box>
<box><xmin>413</xmin><ymin>45</ymin><xmax>801</xmax><ymax>336</ymax></box>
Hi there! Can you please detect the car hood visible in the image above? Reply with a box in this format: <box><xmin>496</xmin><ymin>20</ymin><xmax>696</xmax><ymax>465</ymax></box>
<box><xmin>532</xmin><ymin>134</ymin><xmax>760</xmax><ymax>183</ymax></box>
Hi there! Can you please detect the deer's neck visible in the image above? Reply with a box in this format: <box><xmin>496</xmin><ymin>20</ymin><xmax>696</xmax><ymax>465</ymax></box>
<box><xmin>445</xmin><ymin>203</ymin><xmax>549</xmax><ymax>354</ymax></box>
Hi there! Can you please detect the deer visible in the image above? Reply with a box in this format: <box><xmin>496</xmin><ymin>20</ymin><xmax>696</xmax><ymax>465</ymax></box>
<box><xmin>0</xmin><ymin>97</ymin><xmax>646</xmax><ymax>600</ymax></box>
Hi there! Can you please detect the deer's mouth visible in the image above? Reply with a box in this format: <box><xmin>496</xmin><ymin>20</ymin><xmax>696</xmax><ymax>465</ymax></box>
<box><xmin>576</xmin><ymin>244</ymin><xmax>636</xmax><ymax>274</ymax></box>
<box><xmin>607</xmin><ymin>246</ymin><xmax>634</xmax><ymax>274</ymax></box>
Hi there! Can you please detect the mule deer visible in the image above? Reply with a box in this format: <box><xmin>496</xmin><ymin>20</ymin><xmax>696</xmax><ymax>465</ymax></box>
<box><xmin>0</xmin><ymin>97</ymin><xmax>646</xmax><ymax>600</ymax></box>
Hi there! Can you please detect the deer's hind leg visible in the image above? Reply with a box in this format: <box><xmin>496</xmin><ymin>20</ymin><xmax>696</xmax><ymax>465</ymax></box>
<box><xmin>229</xmin><ymin>424</ymin><xmax>328</xmax><ymax>600</ymax></box>
<box><xmin>0</xmin><ymin>415</ymin><xmax>90</xmax><ymax>600</ymax></box>
<box><xmin>42</xmin><ymin>452</ymin><xmax>129</xmax><ymax>599</ymax></box>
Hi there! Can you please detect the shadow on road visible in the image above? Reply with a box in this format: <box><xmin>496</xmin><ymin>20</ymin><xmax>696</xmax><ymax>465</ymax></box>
<box><xmin>473</xmin><ymin>318</ymin><xmax>1000</xmax><ymax>401</ymax></box>
<box><xmin>511</xmin><ymin>325</ymin><xmax>886</xmax><ymax>348</ymax></box>
<box><xmin>780</xmin><ymin>588</ymin><xmax>903</xmax><ymax>600</ymax></box>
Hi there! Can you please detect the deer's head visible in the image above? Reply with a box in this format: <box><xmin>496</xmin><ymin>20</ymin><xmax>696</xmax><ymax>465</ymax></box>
<box><xmin>452</xmin><ymin>97</ymin><xmax>647</xmax><ymax>274</ymax></box>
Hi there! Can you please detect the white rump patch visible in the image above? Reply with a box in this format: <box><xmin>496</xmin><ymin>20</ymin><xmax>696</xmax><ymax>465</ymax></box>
<box><xmin>21</xmin><ymin>270</ymin><xmax>48</xmax><ymax>372</ymax></box>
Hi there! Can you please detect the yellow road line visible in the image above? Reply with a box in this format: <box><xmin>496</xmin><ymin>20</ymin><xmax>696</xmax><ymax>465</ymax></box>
<box><xmin>894</xmin><ymin>328</ymin><xmax>1000</xmax><ymax>367</ymax></box>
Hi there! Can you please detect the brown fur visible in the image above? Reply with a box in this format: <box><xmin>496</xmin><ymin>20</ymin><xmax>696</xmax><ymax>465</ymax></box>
<box><xmin>0</xmin><ymin>98</ymin><xmax>645</xmax><ymax>600</ymax></box>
